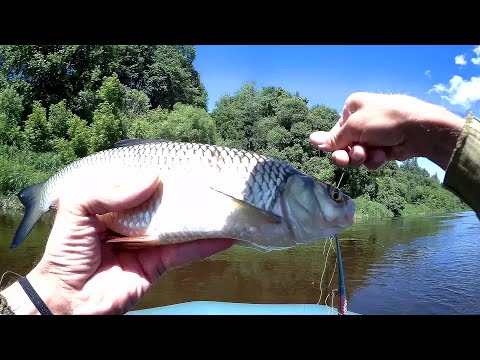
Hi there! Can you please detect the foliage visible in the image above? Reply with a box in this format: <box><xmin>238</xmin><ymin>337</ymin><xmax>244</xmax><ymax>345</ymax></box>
<box><xmin>353</xmin><ymin>195</ymin><xmax>394</xmax><ymax>219</ymax></box>
<box><xmin>0</xmin><ymin>45</ymin><xmax>207</xmax><ymax>122</ymax></box>
<box><xmin>0</xmin><ymin>46</ymin><xmax>471</xmax><ymax>217</ymax></box>
<box><xmin>23</xmin><ymin>101</ymin><xmax>51</xmax><ymax>152</ymax></box>
<box><xmin>159</xmin><ymin>103</ymin><xmax>216</xmax><ymax>144</ymax></box>
<box><xmin>0</xmin><ymin>145</ymin><xmax>62</xmax><ymax>201</ymax></box>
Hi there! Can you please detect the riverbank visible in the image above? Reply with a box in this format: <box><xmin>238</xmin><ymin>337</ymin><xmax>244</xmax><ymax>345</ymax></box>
<box><xmin>0</xmin><ymin>194</ymin><xmax>22</xmax><ymax>212</ymax></box>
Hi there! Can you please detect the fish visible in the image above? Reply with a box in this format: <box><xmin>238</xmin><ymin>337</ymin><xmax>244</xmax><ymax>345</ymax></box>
<box><xmin>10</xmin><ymin>139</ymin><xmax>356</xmax><ymax>252</ymax></box>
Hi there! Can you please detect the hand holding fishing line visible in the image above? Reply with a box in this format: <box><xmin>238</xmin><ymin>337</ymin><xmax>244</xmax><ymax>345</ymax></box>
<box><xmin>1</xmin><ymin>173</ymin><xmax>234</xmax><ymax>315</ymax></box>
<box><xmin>309</xmin><ymin>92</ymin><xmax>466</xmax><ymax>171</ymax></box>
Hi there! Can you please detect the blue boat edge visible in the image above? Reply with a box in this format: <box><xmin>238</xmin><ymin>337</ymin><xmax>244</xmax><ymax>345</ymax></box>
<box><xmin>126</xmin><ymin>301</ymin><xmax>360</xmax><ymax>315</ymax></box>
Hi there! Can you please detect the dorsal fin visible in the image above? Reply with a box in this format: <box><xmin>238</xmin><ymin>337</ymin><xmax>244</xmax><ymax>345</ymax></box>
<box><xmin>114</xmin><ymin>139</ymin><xmax>168</xmax><ymax>148</ymax></box>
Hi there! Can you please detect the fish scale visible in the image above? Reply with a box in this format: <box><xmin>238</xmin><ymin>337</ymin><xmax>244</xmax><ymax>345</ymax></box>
<box><xmin>41</xmin><ymin>141</ymin><xmax>297</xmax><ymax>214</ymax></box>
<box><xmin>10</xmin><ymin>139</ymin><xmax>355</xmax><ymax>251</ymax></box>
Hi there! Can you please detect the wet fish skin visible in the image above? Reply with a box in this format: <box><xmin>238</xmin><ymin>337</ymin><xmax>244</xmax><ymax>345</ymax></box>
<box><xmin>10</xmin><ymin>139</ymin><xmax>355</xmax><ymax>251</ymax></box>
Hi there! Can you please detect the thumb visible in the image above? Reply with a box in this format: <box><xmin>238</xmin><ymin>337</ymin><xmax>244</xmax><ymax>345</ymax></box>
<box><xmin>58</xmin><ymin>171</ymin><xmax>160</xmax><ymax>218</ymax></box>
<box><xmin>309</xmin><ymin>121</ymin><xmax>351</xmax><ymax>152</ymax></box>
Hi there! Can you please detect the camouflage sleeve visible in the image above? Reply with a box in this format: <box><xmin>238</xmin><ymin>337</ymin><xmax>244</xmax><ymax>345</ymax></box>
<box><xmin>443</xmin><ymin>114</ymin><xmax>480</xmax><ymax>218</ymax></box>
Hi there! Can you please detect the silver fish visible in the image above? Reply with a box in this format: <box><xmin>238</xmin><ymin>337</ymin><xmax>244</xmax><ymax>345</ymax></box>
<box><xmin>10</xmin><ymin>139</ymin><xmax>355</xmax><ymax>252</ymax></box>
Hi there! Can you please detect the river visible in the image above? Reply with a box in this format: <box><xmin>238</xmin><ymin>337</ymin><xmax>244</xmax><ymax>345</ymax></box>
<box><xmin>1</xmin><ymin>209</ymin><xmax>479</xmax><ymax>314</ymax></box>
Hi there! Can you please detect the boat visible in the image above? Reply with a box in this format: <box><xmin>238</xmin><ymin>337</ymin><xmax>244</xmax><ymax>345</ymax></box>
<box><xmin>126</xmin><ymin>301</ymin><xmax>359</xmax><ymax>315</ymax></box>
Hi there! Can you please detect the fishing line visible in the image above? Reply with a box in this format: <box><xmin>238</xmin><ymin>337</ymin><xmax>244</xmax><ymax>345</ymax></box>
<box><xmin>311</xmin><ymin>236</ymin><xmax>327</xmax><ymax>285</ymax></box>
<box><xmin>317</xmin><ymin>238</ymin><xmax>332</xmax><ymax>304</ymax></box>
<box><xmin>336</xmin><ymin>172</ymin><xmax>345</xmax><ymax>189</ymax></box>
<box><xmin>327</xmin><ymin>246</ymin><xmax>338</xmax><ymax>289</ymax></box>
<box><xmin>0</xmin><ymin>270</ymin><xmax>23</xmax><ymax>289</ymax></box>
<box><xmin>325</xmin><ymin>290</ymin><xmax>337</xmax><ymax>315</ymax></box>
<box><xmin>0</xmin><ymin>271</ymin><xmax>27</xmax><ymax>313</ymax></box>
<box><xmin>325</xmin><ymin>292</ymin><xmax>331</xmax><ymax>312</ymax></box>
<box><xmin>317</xmin><ymin>236</ymin><xmax>336</xmax><ymax>305</ymax></box>
<box><xmin>325</xmin><ymin>240</ymin><xmax>338</xmax><ymax>314</ymax></box>
<box><xmin>322</xmin><ymin>236</ymin><xmax>328</xmax><ymax>255</ymax></box>
<box><xmin>314</xmin><ymin>148</ymin><xmax>346</xmax><ymax>314</ymax></box>
<box><xmin>311</xmin><ymin>236</ymin><xmax>329</xmax><ymax>290</ymax></box>
<box><xmin>329</xmin><ymin>290</ymin><xmax>337</xmax><ymax>315</ymax></box>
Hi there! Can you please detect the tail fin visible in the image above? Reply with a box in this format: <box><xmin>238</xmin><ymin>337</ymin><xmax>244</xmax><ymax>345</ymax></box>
<box><xmin>10</xmin><ymin>182</ymin><xmax>46</xmax><ymax>249</ymax></box>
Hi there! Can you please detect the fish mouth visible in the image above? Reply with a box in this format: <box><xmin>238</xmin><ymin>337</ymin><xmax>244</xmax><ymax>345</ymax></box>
<box><xmin>342</xmin><ymin>200</ymin><xmax>356</xmax><ymax>226</ymax></box>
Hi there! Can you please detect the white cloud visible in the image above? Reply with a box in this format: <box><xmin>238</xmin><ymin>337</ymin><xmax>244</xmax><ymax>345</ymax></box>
<box><xmin>470</xmin><ymin>46</ymin><xmax>480</xmax><ymax>65</ymax></box>
<box><xmin>430</xmin><ymin>75</ymin><xmax>480</xmax><ymax>109</ymax></box>
<box><xmin>424</xmin><ymin>69</ymin><xmax>431</xmax><ymax>77</ymax></box>
<box><xmin>455</xmin><ymin>55</ymin><xmax>467</xmax><ymax>66</ymax></box>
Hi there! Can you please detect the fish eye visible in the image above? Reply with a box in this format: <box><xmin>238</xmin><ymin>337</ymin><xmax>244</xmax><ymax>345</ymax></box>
<box><xmin>330</xmin><ymin>187</ymin><xmax>343</xmax><ymax>203</ymax></box>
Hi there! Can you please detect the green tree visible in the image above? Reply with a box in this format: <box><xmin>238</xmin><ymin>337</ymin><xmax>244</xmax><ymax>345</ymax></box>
<box><xmin>0</xmin><ymin>86</ymin><xmax>23</xmax><ymax>146</ymax></box>
<box><xmin>212</xmin><ymin>82</ymin><xmax>262</xmax><ymax>151</ymax></box>
<box><xmin>307</xmin><ymin>105</ymin><xmax>339</xmax><ymax>133</ymax></box>
<box><xmin>24</xmin><ymin>101</ymin><xmax>51</xmax><ymax>152</ymax></box>
<box><xmin>48</xmin><ymin>100</ymin><xmax>72</xmax><ymax>140</ymax></box>
<box><xmin>375</xmin><ymin>177</ymin><xmax>408</xmax><ymax>216</ymax></box>
<box><xmin>122</xmin><ymin>87</ymin><xmax>151</xmax><ymax>119</ymax></box>
<box><xmin>127</xmin><ymin>108</ymin><xmax>168</xmax><ymax>140</ymax></box>
<box><xmin>276</xmin><ymin>97</ymin><xmax>308</xmax><ymax>130</ymax></box>
<box><xmin>159</xmin><ymin>103</ymin><xmax>216</xmax><ymax>144</ymax></box>
<box><xmin>0</xmin><ymin>45</ymin><xmax>207</xmax><ymax>122</ymax></box>
<box><xmin>89</xmin><ymin>102</ymin><xmax>125</xmax><ymax>152</ymax></box>
<box><xmin>67</xmin><ymin>115</ymin><xmax>90</xmax><ymax>158</ymax></box>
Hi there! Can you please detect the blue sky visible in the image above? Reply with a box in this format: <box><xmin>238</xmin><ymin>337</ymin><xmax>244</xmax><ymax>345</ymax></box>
<box><xmin>193</xmin><ymin>45</ymin><xmax>480</xmax><ymax>181</ymax></box>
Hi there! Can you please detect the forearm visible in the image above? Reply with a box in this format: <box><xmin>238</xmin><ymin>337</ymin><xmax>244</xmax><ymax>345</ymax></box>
<box><xmin>409</xmin><ymin>102</ymin><xmax>466</xmax><ymax>170</ymax></box>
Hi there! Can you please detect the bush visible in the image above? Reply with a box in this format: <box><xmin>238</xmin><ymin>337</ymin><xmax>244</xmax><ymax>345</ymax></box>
<box><xmin>354</xmin><ymin>195</ymin><xmax>394</xmax><ymax>219</ymax></box>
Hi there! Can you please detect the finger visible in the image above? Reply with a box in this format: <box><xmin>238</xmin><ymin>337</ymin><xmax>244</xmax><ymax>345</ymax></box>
<box><xmin>309</xmin><ymin>118</ymin><xmax>340</xmax><ymax>148</ymax></box>
<box><xmin>59</xmin><ymin>171</ymin><xmax>160</xmax><ymax>217</ymax></box>
<box><xmin>348</xmin><ymin>144</ymin><xmax>367</xmax><ymax>167</ymax></box>
<box><xmin>364</xmin><ymin>148</ymin><xmax>387</xmax><ymax>170</ymax></box>
<box><xmin>383</xmin><ymin>143</ymin><xmax>415</xmax><ymax>162</ymax></box>
<box><xmin>139</xmin><ymin>238</ymin><xmax>236</xmax><ymax>280</ymax></box>
<box><xmin>340</xmin><ymin>92</ymin><xmax>367</xmax><ymax>126</ymax></box>
<box><xmin>310</xmin><ymin>112</ymin><xmax>362</xmax><ymax>152</ymax></box>
<box><xmin>331</xmin><ymin>150</ymin><xmax>351</xmax><ymax>167</ymax></box>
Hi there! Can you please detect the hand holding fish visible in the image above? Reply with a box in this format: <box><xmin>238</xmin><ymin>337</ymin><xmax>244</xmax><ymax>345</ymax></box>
<box><xmin>2</xmin><ymin>139</ymin><xmax>355</xmax><ymax>315</ymax></box>
<box><xmin>1</xmin><ymin>173</ymin><xmax>234</xmax><ymax>315</ymax></box>
<box><xmin>309</xmin><ymin>92</ymin><xmax>466</xmax><ymax>171</ymax></box>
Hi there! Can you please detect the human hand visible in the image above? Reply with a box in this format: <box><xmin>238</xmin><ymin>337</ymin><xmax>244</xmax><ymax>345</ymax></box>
<box><xmin>1</xmin><ymin>174</ymin><xmax>234</xmax><ymax>315</ymax></box>
<box><xmin>309</xmin><ymin>92</ymin><xmax>466</xmax><ymax>170</ymax></box>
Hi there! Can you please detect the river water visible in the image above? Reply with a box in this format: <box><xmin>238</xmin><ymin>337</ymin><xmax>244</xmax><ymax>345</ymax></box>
<box><xmin>1</xmin><ymin>209</ymin><xmax>479</xmax><ymax>314</ymax></box>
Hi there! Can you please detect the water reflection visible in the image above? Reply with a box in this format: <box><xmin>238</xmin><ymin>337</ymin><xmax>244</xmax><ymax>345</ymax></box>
<box><xmin>0</xmin><ymin>209</ymin><xmax>479</xmax><ymax>314</ymax></box>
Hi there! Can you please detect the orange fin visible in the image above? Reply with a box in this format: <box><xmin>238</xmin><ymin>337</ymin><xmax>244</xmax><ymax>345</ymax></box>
<box><xmin>106</xmin><ymin>235</ymin><xmax>160</xmax><ymax>250</ymax></box>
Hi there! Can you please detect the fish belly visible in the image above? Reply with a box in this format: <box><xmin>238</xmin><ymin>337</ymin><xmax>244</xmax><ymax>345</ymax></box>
<box><xmin>99</xmin><ymin>179</ymin><xmax>297</xmax><ymax>251</ymax></box>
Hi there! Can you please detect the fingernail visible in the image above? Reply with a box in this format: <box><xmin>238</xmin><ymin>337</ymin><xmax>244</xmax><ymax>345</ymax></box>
<box><xmin>310</xmin><ymin>132</ymin><xmax>329</xmax><ymax>150</ymax></box>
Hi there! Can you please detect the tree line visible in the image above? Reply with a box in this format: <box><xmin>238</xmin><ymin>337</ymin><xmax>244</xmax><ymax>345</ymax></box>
<box><xmin>0</xmin><ymin>45</ymin><xmax>470</xmax><ymax>217</ymax></box>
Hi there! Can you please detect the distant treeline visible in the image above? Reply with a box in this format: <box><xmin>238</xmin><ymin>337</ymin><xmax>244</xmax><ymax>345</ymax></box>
<box><xmin>0</xmin><ymin>45</ymin><xmax>470</xmax><ymax>217</ymax></box>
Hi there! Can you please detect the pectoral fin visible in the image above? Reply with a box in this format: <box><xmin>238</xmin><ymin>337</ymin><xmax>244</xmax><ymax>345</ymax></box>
<box><xmin>210</xmin><ymin>187</ymin><xmax>282</xmax><ymax>226</ymax></box>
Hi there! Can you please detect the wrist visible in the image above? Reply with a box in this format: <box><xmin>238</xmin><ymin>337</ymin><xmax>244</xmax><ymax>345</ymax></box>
<box><xmin>427</xmin><ymin>110</ymin><xmax>465</xmax><ymax>170</ymax></box>
<box><xmin>0</xmin><ymin>279</ymin><xmax>41</xmax><ymax>315</ymax></box>
<box><xmin>408</xmin><ymin>103</ymin><xmax>466</xmax><ymax>170</ymax></box>
<box><xmin>0</xmin><ymin>268</ymin><xmax>74</xmax><ymax>315</ymax></box>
